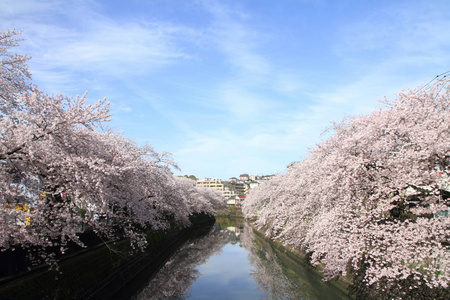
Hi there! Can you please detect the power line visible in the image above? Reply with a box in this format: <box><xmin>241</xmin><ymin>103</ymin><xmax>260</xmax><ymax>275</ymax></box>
<box><xmin>418</xmin><ymin>70</ymin><xmax>450</xmax><ymax>91</ymax></box>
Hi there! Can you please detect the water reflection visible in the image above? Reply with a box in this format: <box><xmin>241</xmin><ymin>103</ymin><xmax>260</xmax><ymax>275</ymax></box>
<box><xmin>240</xmin><ymin>223</ymin><xmax>350</xmax><ymax>300</ymax></box>
<box><xmin>131</xmin><ymin>224</ymin><xmax>229</xmax><ymax>300</ymax></box>
<box><xmin>130</xmin><ymin>218</ymin><xmax>351</xmax><ymax>300</ymax></box>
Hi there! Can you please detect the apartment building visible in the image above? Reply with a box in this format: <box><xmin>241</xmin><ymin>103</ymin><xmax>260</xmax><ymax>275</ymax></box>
<box><xmin>196</xmin><ymin>178</ymin><xmax>246</xmax><ymax>198</ymax></box>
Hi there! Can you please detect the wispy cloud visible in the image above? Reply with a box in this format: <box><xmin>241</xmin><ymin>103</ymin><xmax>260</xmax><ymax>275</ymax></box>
<box><xmin>44</xmin><ymin>21</ymin><xmax>194</xmax><ymax>73</ymax></box>
<box><xmin>1</xmin><ymin>0</ymin><xmax>198</xmax><ymax>94</ymax></box>
<box><xmin>2</xmin><ymin>0</ymin><xmax>450</xmax><ymax>179</ymax></box>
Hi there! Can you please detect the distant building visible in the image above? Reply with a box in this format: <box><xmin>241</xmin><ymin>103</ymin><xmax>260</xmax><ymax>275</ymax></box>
<box><xmin>196</xmin><ymin>178</ymin><xmax>245</xmax><ymax>198</ymax></box>
<box><xmin>196</xmin><ymin>174</ymin><xmax>275</xmax><ymax>199</ymax></box>
<box><xmin>258</xmin><ymin>175</ymin><xmax>275</xmax><ymax>181</ymax></box>
<box><xmin>196</xmin><ymin>178</ymin><xmax>224</xmax><ymax>193</ymax></box>
<box><xmin>239</xmin><ymin>174</ymin><xmax>249</xmax><ymax>181</ymax></box>
<box><xmin>235</xmin><ymin>195</ymin><xmax>246</xmax><ymax>208</ymax></box>
<box><xmin>226</xmin><ymin>198</ymin><xmax>236</xmax><ymax>206</ymax></box>
<box><xmin>248</xmin><ymin>181</ymin><xmax>260</xmax><ymax>190</ymax></box>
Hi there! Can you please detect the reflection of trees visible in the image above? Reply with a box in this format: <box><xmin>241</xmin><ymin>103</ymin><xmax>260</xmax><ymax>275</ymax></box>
<box><xmin>134</xmin><ymin>224</ymin><xmax>230</xmax><ymax>300</ymax></box>
<box><xmin>216</xmin><ymin>216</ymin><xmax>244</xmax><ymax>244</ymax></box>
<box><xmin>134</xmin><ymin>220</ymin><xmax>350</xmax><ymax>300</ymax></box>
<box><xmin>241</xmin><ymin>223</ymin><xmax>351</xmax><ymax>300</ymax></box>
<box><xmin>240</xmin><ymin>223</ymin><xmax>301</xmax><ymax>300</ymax></box>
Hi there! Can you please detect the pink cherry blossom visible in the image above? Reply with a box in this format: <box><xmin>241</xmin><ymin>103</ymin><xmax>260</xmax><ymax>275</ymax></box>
<box><xmin>0</xmin><ymin>30</ymin><xmax>225</xmax><ymax>266</ymax></box>
<box><xmin>243</xmin><ymin>76</ymin><xmax>450</xmax><ymax>294</ymax></box>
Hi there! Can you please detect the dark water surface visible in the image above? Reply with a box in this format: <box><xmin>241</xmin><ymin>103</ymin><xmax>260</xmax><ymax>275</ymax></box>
<box><xmin>124</xmin><ymin>218</ymin><xmax>352</xmax><ymax>300</ymax></box>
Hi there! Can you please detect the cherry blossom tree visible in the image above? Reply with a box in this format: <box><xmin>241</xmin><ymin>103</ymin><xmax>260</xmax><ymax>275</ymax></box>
<box><xmin>0</xmin><ymin>30</ymin><xmax>32</xmax><ymax>113</ymax></box>
<box><xmin>0</xmin><ymin>30</ymin><xmax>224</xmax><ymax>265</ymax></box>
<box><xmin>173</xmin><ymin>177</ymin><xmax>226</xmax><ymax>215</ymax></box>
<box><xmin>243</xmin><ymin>77</ymin><xmax>450</xmax><ymax>298</ymax></box>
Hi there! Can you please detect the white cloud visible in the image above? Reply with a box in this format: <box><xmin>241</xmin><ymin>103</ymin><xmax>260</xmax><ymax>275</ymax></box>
<box><xmin>1</xmin><ymin>0</ymin><xmax>198</xmax><ymax>94</ymax></box>
<box><xmin>4</xmin><ymin>0</ymin><xmax>450</xmax><ymax>180</ymax></box>
<box><xmin>44</xmin><ymin>22</ymin><xmax>192</xmax><ymax>73</ymax></box>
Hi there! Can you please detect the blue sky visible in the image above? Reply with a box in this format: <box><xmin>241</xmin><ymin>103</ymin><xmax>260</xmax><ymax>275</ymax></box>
<box><xmin>2</xmin><ymin>0</ymin><xmax>450</xmax><ymax>179</ymax></box>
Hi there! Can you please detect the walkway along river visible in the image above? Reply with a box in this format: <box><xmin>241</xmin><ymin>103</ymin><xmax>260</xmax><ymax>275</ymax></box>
<box><xmin>115</xmin><ymin>217</ymin><xmax>352</xmax><ymax>300</ymax></box>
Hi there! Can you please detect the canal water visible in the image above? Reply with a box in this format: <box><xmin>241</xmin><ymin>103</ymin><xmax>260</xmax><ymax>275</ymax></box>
<box><xmin>120</xmin><ymin>217</ymin><xmax>352</xmax><ymax>300</ymax></box>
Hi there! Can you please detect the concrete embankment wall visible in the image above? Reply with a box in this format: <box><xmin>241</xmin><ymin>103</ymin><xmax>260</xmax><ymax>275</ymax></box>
<box><xmin>0</xmin><ymin>214</ymin><xmax>215</xmax><ymax>300</ymax></box>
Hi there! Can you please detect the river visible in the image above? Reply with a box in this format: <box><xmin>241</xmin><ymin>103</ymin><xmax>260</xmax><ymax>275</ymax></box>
<box><xmin>117</xmin><ymin>217</ymin><xmax>352</xmax><ymax>300</ymax></box>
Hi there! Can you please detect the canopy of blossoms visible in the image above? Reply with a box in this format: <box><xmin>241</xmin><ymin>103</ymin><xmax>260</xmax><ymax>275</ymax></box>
<box><xmin>0</xmin><ymin>30</ymin><xmax>225</xmax><ymax>263</ymax></box>
<box><xmin>243</xmin><ymin>73</ymin><xmax>450</xmax><ymax>295</ymax></box>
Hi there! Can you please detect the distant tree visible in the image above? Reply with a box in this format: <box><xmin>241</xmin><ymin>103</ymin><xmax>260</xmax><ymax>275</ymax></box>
<box><xmin>172</xmin><ymin>177</ymin><xmax>225</xmax><ymax>216</ymax></box>
<box><xmin>183</xmin><ymin>175</ymin><xmax>197</xmax><ymax>181</ymax></box>
<box><xmin>243</xmin><ymin>78</ymin><xmax>450</xmax><ymax>297</ymax></box>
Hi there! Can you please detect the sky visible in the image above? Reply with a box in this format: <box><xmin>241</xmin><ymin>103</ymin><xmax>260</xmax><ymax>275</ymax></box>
<box><xmin>1</xmin><ymin>0</ymin><xmax>450</xmax><ymax>179</ymax></box>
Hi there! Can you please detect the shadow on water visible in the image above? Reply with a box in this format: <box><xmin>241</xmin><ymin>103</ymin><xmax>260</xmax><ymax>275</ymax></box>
<box><xmin>120</xmin><ymin>217</ymin><xmax>352</xmax><ymax>300</ymax></box>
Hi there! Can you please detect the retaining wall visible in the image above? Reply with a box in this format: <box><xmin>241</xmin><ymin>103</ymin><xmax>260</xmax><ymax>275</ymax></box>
<box><xmin>0</xmin><ymin>214</ymin><xmax>215</xmax><ymax>300</ymax></box>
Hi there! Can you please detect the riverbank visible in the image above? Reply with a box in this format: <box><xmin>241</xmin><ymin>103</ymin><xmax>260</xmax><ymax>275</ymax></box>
<box><xmin>216</xmin><ymin>210</ymin><xmax>348</xmax><ymax>291</ymax></box>
<box><xmin>246</xmin><ymin>221</ymin><xmax>450</xmax><ymax>300</ymax></box>
<box><xmin>215</xmin><ymin>215</ymin><xmax>354</xmax><ymax>297</ymax></box>
<box><xmin>0</xmin><ymin>214</ymin><xmax>215</xmax><ymax>300</ymax></box>
<box><xmin>247</xmin><ymin>222</ymin><xmax>354</xmax><ymax>298</ymax></box>
<box><xmin>216</xmin><ymin>206</ymin><xmax>244</xmax><ymax>218</ymax></box>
